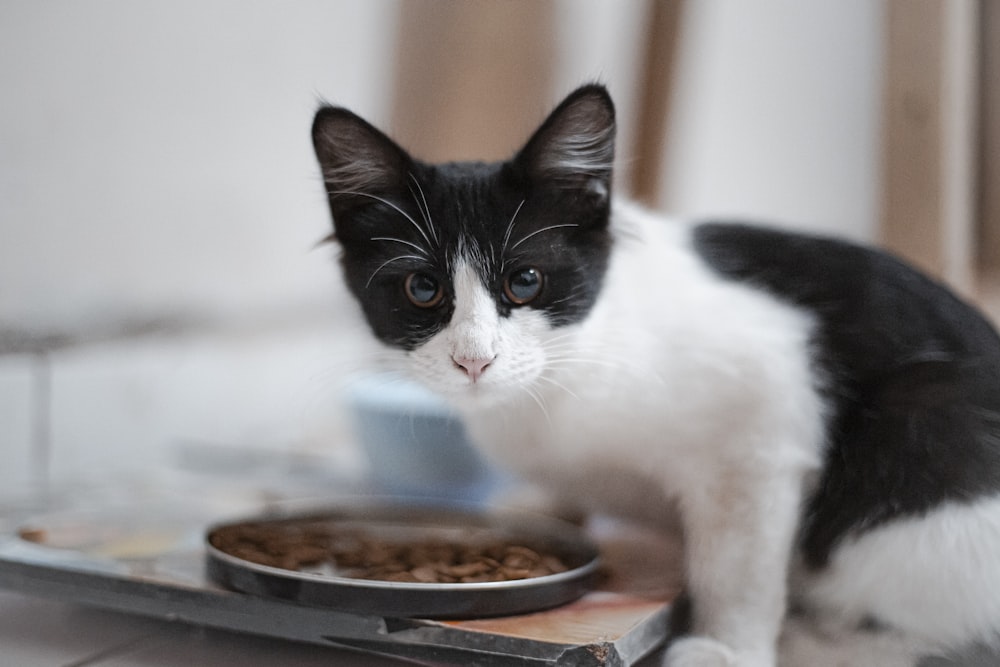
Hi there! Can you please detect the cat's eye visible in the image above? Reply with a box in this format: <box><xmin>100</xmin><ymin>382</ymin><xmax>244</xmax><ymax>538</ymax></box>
<box><xmin>404</xmin><ymin>272</ymin><xmax>444</xmax><ymax>308</ymax></box>
<box><xmin>503</xmin><ymin>267</ymin><xmax>543</xmax><ymax>305</ymax></box>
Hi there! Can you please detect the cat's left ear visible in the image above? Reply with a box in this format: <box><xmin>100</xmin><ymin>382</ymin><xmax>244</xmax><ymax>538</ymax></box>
<box><xmin>515</xmin><ymin>84</ymin><xmax>616</xmax><ymax>203</ymax></box>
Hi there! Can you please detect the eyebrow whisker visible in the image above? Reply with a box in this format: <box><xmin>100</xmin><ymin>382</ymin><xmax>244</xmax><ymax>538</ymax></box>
<box><xmin>509</xmin><ymin>223</ymin><xmax>580</xmax><ymax>252</ymax></box>
<box><xmin>370</xmin><ymin>236</ymin><xmax>430</xmax><ymax>257</ymax></box>
<box><xmin>500</xmin><ymin>199</ymin><xmax>527</xmax><ymax>271</ymax></box>
<box><xmin>408</xmin><ymin>173</ymin><xmax>439</xmax><ymax>246</ymax></box>
<box><xmin>365</xmin><ymin>254</ymin><xmax>425</xmax><ymax>288</ymax></box>
<box><xmin>329</xmin><ymin>189</ymin><xmax>434</xmax><ymax>250</ymax></box>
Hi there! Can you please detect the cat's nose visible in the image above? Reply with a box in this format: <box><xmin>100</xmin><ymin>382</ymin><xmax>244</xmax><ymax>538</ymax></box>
<box><xmin>452</xmin><ymin>355</ymin><xmax>494</xmax><ymax>383</ymax></box>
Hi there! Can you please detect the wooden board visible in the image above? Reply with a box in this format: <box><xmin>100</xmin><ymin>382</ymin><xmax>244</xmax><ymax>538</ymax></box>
<box><xmin>0</xmin><ymin>497</ymin><xmax>681</xmax><ymax>666</ymax></box>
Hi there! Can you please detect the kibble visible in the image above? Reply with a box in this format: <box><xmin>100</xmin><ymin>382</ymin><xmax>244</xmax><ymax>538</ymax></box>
<box><xmin>209</xmin><ymin>518</ymin><xmax>570</xmax><ymax>584</ymax></box>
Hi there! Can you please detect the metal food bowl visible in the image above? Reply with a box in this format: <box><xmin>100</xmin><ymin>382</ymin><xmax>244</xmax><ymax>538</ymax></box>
<box><xmin>205</xmin><ymin>501</ymin><xmax>600</xmax><ymax>619</ymax></box>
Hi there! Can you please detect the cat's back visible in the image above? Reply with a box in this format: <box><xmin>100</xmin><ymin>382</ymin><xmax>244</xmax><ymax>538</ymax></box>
<box><xmin>689</xmin><ymin>220</ymin><xmax>1000</xmax><ymax>566</ymax></box>
<box><xmin>691</xmin><ymin>221</ymin><xmax>1000</xmax><ymax>369</ymax></box>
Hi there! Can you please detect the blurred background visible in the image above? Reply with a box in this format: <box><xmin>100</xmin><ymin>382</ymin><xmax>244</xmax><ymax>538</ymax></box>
<box><xmin>0</xmin><ymin>0</ymin><xmax>997</xmax><ymax>498</ymax></box>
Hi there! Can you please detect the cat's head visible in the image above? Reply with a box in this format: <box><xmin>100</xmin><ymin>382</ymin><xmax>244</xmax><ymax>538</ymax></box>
<box><xmin>312</xmin><ymin>84</ymin><xmax>616</xmax><ymax>406</ymax></box>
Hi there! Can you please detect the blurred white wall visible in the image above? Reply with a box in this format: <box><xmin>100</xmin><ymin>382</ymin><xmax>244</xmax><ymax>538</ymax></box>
<box><xmin>0</xmin><ymin>0</ymin><xmax>884</xmax><ymax>334</ymax></box>
<box><xmin>0</xmin><ymin>1</ymin><xmax>886</xmax><ymax>491</ymax></box>
<box><xmin>0</xmin><ymin>0</ymin><xmax>398</xmax><ymax>332</ymax></box>
<box><xmin>0</xmin><ymin>0</ymin><xmax>402</xmax><ymax>491</ymax></box>
<box><xmin>552</xmin><ymin>0</ymin><xmax>646</xmax><ymax>182</ymax></box>
<box><xmin>663</xmin><ymin>0</ymin><xmax>884</xmax><ymax>240</ymax></box>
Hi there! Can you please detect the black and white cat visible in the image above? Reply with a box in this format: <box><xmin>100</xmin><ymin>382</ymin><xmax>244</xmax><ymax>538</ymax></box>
<box><xmin>311</xmin><ymin>84</ymin><xmax>1000</xmax><ymax>666</ymax></box>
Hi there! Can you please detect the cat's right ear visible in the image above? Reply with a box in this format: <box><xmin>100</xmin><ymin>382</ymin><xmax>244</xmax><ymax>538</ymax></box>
<box><xmin>311</xmin><ymin>106</ymin><xmax>411</xmax><ymax>219</ymax></box>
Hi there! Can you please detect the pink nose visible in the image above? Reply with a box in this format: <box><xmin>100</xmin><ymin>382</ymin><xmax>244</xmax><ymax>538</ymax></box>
<box><xmin>453</xmin><ymin>355</ymin><xmax>494</xmax><ymax>383</ymax></box>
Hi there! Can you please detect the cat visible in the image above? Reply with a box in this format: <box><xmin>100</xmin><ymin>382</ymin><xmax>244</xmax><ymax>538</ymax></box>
<box><xmin>310</xmin><ymin>84</ymin><xmax>1000</xmax><ymax>667</ymax></box>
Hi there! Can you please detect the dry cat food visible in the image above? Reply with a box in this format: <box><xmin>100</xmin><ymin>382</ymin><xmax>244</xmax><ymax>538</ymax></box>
<box><xmin>208</xmin><ymin>518</ymin><xmax>570</xmax><ymax>584</ymax></box>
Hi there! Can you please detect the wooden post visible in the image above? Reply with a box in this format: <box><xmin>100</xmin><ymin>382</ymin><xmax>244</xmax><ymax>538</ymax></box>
<box><xmin>391</xmin><ymin>1</ymin><xmax>555</xmax><ymax>163</ymax></box>
<box><xmin>627</xmin><ymin>0</ymin><xmax>685</xmax><ymax>208</ymax></box>
<box><xmin>881</xmin><ymin>0</ymin><xmax>980</xmax><ymax>293</ymax></box>
<box><xmin>977</xmin><ymin>0</ymin><xmax>1000</xmax><ymax>273</ymax></box>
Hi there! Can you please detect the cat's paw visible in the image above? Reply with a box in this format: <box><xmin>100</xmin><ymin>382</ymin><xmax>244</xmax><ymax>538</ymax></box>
<box><xmin>664</xmin><ymin>637</ymin><xmax>738</xmax><ymax>667</ymax></box>
<box><xmin>664</xmin><ymin>637</ymin><xmax>774</xmax><ymax>667</ymax></box>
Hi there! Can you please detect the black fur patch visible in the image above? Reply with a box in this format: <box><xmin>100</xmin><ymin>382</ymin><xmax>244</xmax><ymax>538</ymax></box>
<box><xmin>693</xmin><ymin>222</ymin><xmax>1000</xmax><ymax>567</ymax></box>
<box><xmin>312</xmin><ymin>86</ymin><xmax>616</xmax><ymax>350</ymax></box>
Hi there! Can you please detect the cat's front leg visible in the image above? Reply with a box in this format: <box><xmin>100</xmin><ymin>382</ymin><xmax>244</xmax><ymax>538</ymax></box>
<box><xmin>664</xmin><ymin>460</ymin><xmax>806</xmax><ymax>667</ymax></box>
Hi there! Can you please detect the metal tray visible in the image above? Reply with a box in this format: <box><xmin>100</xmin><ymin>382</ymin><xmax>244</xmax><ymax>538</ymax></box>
<box><xmin>205</xmin><ymin>502</ymin><xmax>601</xmax><ymax>619</ymax></box>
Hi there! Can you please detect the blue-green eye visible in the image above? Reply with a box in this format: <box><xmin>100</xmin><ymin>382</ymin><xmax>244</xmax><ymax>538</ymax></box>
<box><xmin>503</xmin><ymin>267</ymin><xmax>543</xmax><ymax>305</ymax></box>
<box><xmin>405</xmin><ymin>273</ymin><xmax>444</xmax><ymax>308</ymax></box>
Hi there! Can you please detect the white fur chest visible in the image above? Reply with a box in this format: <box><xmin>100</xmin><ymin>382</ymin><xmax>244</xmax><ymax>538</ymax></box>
<box><xmin>447</xmin><ymin>205</ymin><xmax>825</xmax><ymax>518</ymax></box>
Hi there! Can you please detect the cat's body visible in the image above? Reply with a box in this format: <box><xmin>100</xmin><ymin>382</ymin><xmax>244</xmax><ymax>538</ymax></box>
<box><xmin>312</xmin><ymin>85</ymin><xmax>1000</xmax><ymax>666</ymax></box>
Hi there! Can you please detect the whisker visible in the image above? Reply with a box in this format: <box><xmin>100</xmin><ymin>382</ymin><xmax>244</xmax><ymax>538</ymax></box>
<box><xmin>406</xmin><ymin>186</ymin><xmax>431</xmax><ymax>233</ymax></box>
<box><xmin>509</xmin><ymin>223</ymin><xmax>579</xmax><ymax>252</ymax></box>
<box><xmin>537</xmin><ymin>330</ymin><xmax>582</xmax><ymax>346</ymax></box>
<box><xmin>540</xmin><ymin>333</ymin><xmax>651</xmax><ymax>378</ymax></box>
<box><xmin>540</xmin><ymin>335</ymin><xmax>621</xmax><ymax>356</ymax></box>
<box><xmin>522</xmin><ymin>383</ymin><xmax>552</xmax><ymax>427</ymax></box>
<box><xmin>500</xmin><ymin>199</ymin><xmax>527</xmax><ymax>271</ymax></box>
<box><xmin>503</xmin><ymin>252</ymin><xmax>527</xmax><ymax>271</ymax></box>
<box><xmin>545</xmin><ymin>356</ymin><xmax>634</xmax><ymax>372</ymax></box>
<box><xmin>545</xmin><ymin>288</ymin><xmax>588</xmax><ymax>307</ymax></box>
<box><xmin>330</xmin><ymin>189</ymin><xmax>434</xmax><ymax>250</ymax></box>
<box><xmin>365</xmin><ymin>254</ymin><xmax>425</xmax><ymax>288</ymax></box>
<box><xmin>370</xmin><ymin>236</ymin><xmax>430</xmax><ymax>257</ymax></box>
<box><xmin>408</xmin><ymin>173</ymin><xmax>439</xmax><ymax>245</ymax></box>
<box><xmin>536</xmin><ymin>375</ymin><xmax>582</xmax><ymax>401</ymax></box>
